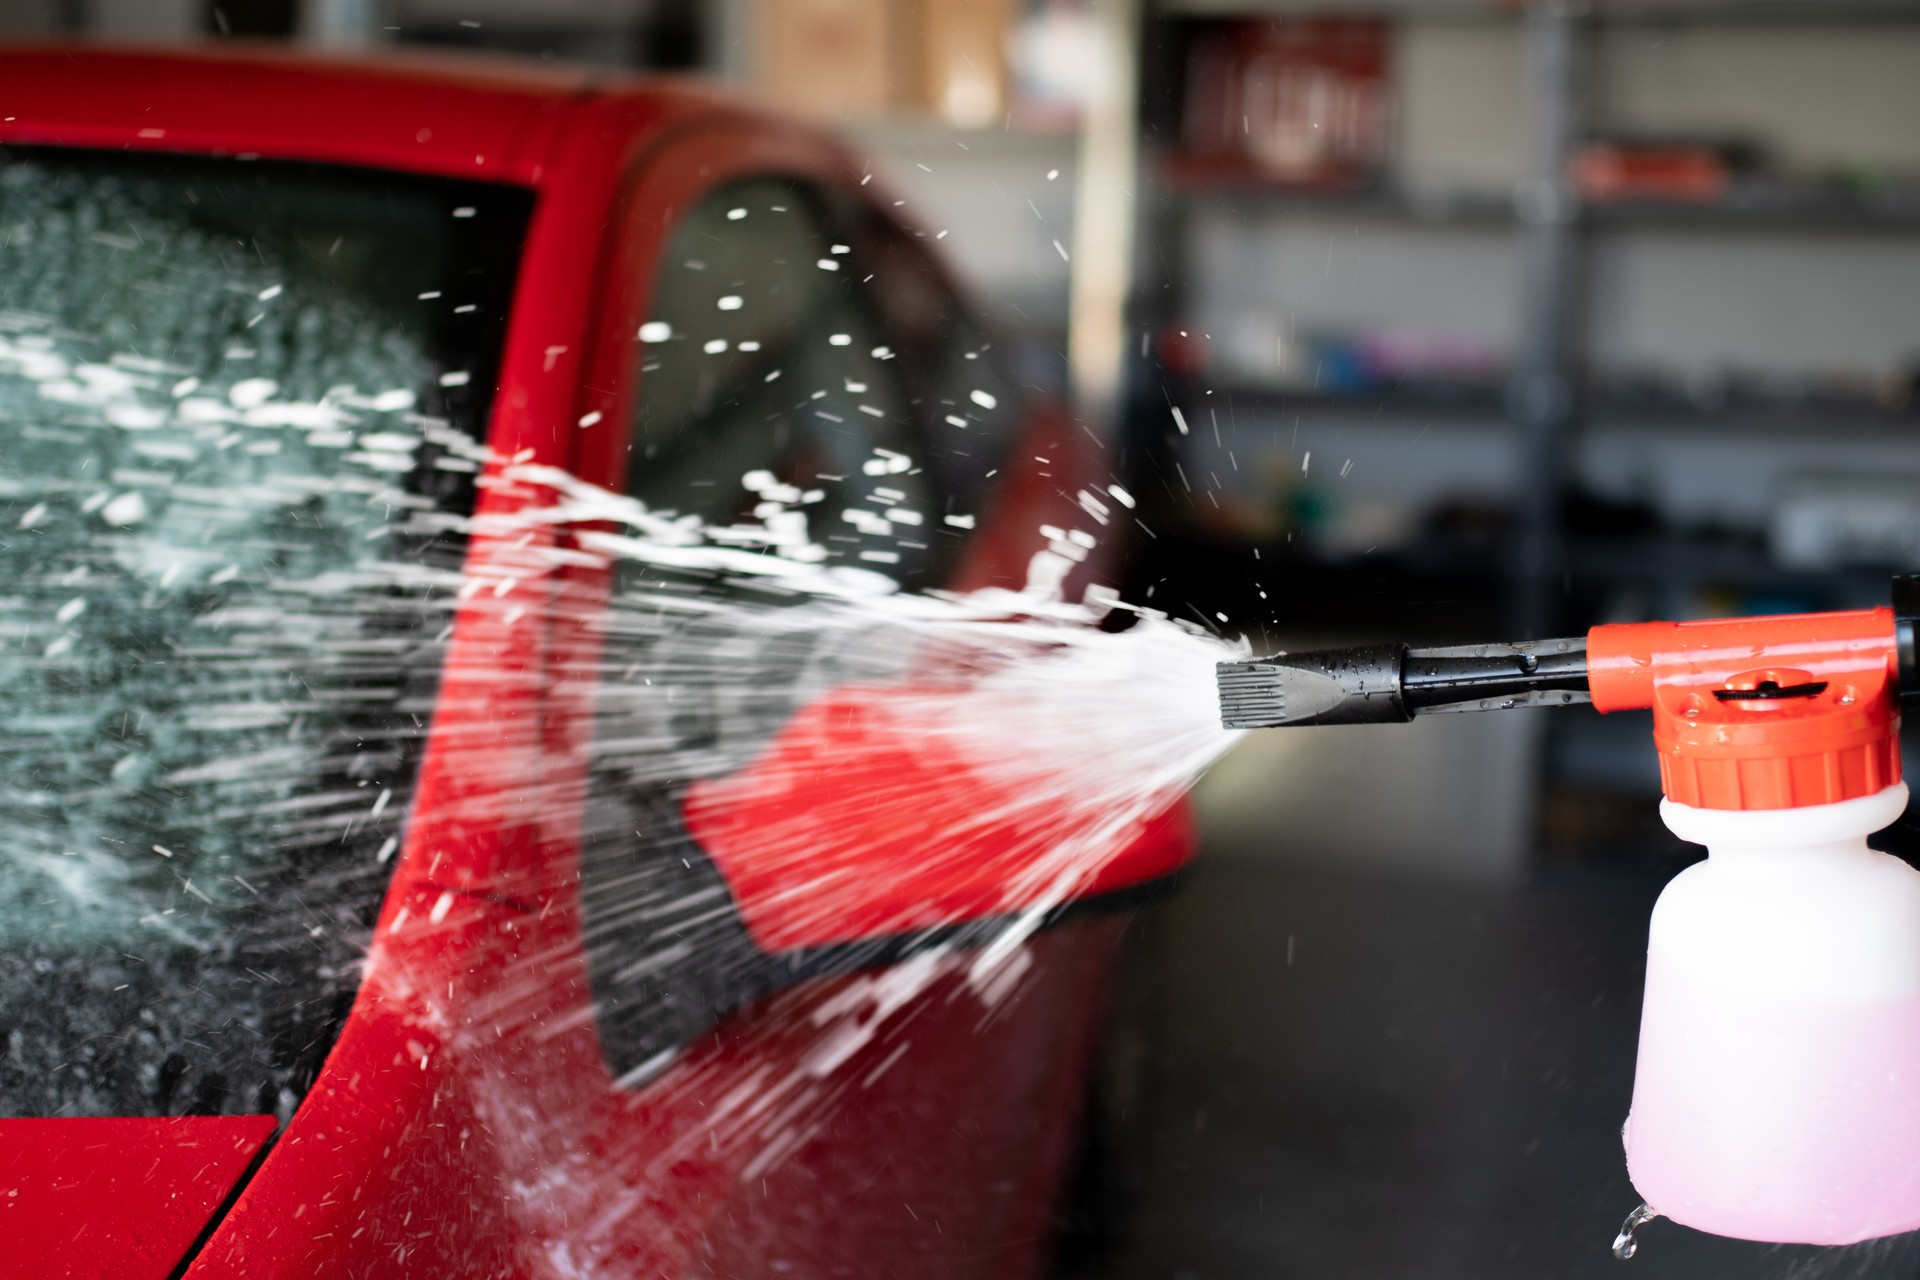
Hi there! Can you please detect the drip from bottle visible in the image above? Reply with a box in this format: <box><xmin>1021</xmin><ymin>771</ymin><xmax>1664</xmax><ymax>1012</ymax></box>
<box><xmin>1612</xmin><ymin>1203</ymin><xmax>1660</xmax><ymax>1260</ymax></box>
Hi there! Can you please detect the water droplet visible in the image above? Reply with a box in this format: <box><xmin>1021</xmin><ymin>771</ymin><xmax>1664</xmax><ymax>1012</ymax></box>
<box><xmin>1612</xmin><ymin>1203</ymin><xmax>1659</xmax><ymax>1260</ymax></box>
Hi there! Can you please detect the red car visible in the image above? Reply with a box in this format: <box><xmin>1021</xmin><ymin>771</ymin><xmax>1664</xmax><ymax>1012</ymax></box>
<box><xmin>0</xmin><ymin>44</ymin><xmax>1193</xmax><ymax>1278</ymax></box>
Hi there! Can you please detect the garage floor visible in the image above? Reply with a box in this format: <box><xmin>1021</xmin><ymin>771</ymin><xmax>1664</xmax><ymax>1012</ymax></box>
<box><xmin>1056</xmin><ymin>849</ymin><xmax>1920</xmax><ymax>1280</ymax></box>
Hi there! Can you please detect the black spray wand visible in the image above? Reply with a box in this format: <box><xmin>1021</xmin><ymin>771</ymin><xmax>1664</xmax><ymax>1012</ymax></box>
<box><xmin>1217</xmin><ymin>575</ymin><xmax>1920</xmax><ymax>730</ymax></box>
<box><xmin>1217</xmin><ymin>637</ymin><xmax>1592</xmax><ymax>728</ymax></box>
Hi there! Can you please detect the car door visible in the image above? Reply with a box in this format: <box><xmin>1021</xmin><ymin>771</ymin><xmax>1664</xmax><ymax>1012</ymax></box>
<box><xmin>532</xmin><ymin>118</ymin><xmax>1192</xmax><ymax>1278</ymax></box>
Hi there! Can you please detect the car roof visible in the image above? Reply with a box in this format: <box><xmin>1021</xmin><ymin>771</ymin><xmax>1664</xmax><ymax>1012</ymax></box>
<box><xmin>0</xmin><ymin>42</ymin><xmax>734</xmax><ymax>187</ymax></box>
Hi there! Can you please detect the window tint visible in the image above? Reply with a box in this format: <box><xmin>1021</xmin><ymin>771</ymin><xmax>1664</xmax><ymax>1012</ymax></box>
<box><xmin>628</xmin><ymin>179</ymin><xmax>940</xmax><ymax>585</ymax></box>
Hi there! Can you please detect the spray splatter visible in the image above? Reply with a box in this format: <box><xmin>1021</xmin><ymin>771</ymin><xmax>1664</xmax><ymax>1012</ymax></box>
<box><xmin>365</xmin><ymin>462</ymin><xmax>1245</xmax><ymax>1276</ymax></box>
<box><xmin>0</xmin><ymin>145</ymin><xmax>1243</xmax><ymax>1274</ymax></box>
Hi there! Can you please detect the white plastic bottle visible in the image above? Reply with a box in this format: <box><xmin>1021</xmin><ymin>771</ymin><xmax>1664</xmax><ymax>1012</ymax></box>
<box><xmin>1625</xmin><ymin>782</ymin><xmax>1920</xmax><ymax>1245</ymax></box>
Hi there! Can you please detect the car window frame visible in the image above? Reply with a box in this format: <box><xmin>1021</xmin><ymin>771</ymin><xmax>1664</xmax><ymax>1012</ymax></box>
<box><xmin>567</xmin><ymin>122</ymin><xmax>869</xmax><ymax>500</ymax></box>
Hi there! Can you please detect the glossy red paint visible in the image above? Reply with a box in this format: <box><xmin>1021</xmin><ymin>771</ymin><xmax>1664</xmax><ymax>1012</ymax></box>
<box><xmin>0</xmin><ymin>1115</ymin><xmax>275</xmax><ymax>1280</ymax></box>
<box><xmin>1</xmin><ymin>44</ymin><xmax>1196</xmax><ymax>1278</ymax></box>
<box><xmin>0</xmin><ymin>41</ymin><xmax>584</xmax><ymax>184</ymax></box>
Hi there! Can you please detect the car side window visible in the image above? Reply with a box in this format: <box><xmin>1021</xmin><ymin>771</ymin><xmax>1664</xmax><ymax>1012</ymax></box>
<box><xmin>583</xmin><ymin>177</ymin><xmax>960</xmax><ymax>1080</ymax></box>
<box><xmin>628</xmin><ymin>178</ymin><xmax>941</xmax><ymax>585</ymax></box>
<box><xmin>838</xmin><ymin>197</ymin><xmax>1023</xmax><ymax>525</ymax></box>
<box><xmin>579</xmin><ymin>178</ymin><xmax>1055</xmax><ymax>1082</ymax></box>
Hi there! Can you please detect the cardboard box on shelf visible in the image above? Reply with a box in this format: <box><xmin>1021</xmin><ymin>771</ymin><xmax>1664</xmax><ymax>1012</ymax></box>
<box><xmin>751</xmin><ymin>0</ymin><xmax>1015</xmax><ymax>124</ymax></box>
<box><xmin>755</xmin><ymin>0</ymin><xmax>900</xmax><ymax>120</ymax></box>
<box><xmin>916</xmin><ymin>0</ymin><xmax>1014</xmax><ymax>127</ymax></box>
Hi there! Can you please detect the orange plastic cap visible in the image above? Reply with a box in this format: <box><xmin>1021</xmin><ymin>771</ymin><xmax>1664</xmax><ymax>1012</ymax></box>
<box><xmin>1588</xmin><ymin>608</ymin><xmax>1901</xmax><ymax>811</ymax></box>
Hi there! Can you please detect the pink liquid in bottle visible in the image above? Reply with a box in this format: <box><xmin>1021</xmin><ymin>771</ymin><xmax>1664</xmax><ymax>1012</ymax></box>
<box><xmin>1627</xmin><ymin>966</ymin><xmax>1920</xmax><ymax>1245</ymax></box>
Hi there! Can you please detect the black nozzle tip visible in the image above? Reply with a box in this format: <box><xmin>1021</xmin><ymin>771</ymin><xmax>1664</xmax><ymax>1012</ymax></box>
<box><xmin>1216</xmin><ymin>645</ymin><xmax>1408</xmax><ymax>729</ymax></box>
<box><xmin>1217</xmin><ymin>659</ymin><xmax>1294</xmax><ymax>729</ymax></box>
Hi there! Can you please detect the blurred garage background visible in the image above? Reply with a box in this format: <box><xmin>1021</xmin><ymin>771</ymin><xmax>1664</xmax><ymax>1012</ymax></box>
<box><xmin>7</xmin><ymin>1</ymin><xmax>1920</xmax><ymax>1275</ymax></box>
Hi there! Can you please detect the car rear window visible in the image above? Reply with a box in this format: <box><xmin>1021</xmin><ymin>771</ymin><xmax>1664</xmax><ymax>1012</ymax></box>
<box><xmin>0</xmin><ymin>148</ymin><xmax>530</xmax><ymax>1117</ymax></box>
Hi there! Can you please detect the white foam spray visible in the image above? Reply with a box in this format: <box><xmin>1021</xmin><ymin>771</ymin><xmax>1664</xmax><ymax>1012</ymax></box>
<box><xmin>0</xmin><ymin>158</ymin><xmax>1246</xmax><ymax>1269</ymax></box>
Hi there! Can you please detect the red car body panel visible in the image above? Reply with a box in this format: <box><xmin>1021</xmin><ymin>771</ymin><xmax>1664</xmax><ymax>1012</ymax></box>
<box><xmin>0</xmin><ymin>1116</ymin><xmax>275</xmax><ymax>1280</ymax></box>
<box><xmin>0</xmin><ymin>42</ymin><xmax>586</xmax><ymax>184</ymax></box>
<box><xmin>685</xmin><ymin>683</ymin><xmax>1194</xmax><ymax>951</ymax></box>
<box><xmin>0</xmin><ymin>44</ymin><xmax>1192</xmax><ymax>1278</ymax></box>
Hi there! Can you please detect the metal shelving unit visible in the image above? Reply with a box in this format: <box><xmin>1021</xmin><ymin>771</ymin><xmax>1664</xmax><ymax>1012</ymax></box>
<box><xmin>1149</xmin><ymin>176</ymin><xmax>1920</xmax><ymax>232</ymax></box>
<box><xmin>1151</xmin><ymin>0</ymin><xmax>1920</xmax><ymax>25</ymax></box>
<box><xmin>1172</xmin><ymin>380</ymin><xmax>1920</xmax><ymax>431</ymax></box>
<box><xmin>1146</xmin><ymin>169</ymin><xmax>1519</xmax><ymax>224</ymax></box>
<box><xmin>1122</xmin><ymin>0</ymin><xmax>1920</xmax><ymax>638</ymax></box>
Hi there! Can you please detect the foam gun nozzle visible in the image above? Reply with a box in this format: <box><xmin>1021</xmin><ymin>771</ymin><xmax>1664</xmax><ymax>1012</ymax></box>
<box><xmin>1220</xmin><ymin>574</ymin><xmax>1920</xmax><ymax>732</ymax></box>
<box><xmin>1214</xmin><ymin>576</ymin><xmax>1920</xmax><ymax>1251</ymax></box>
